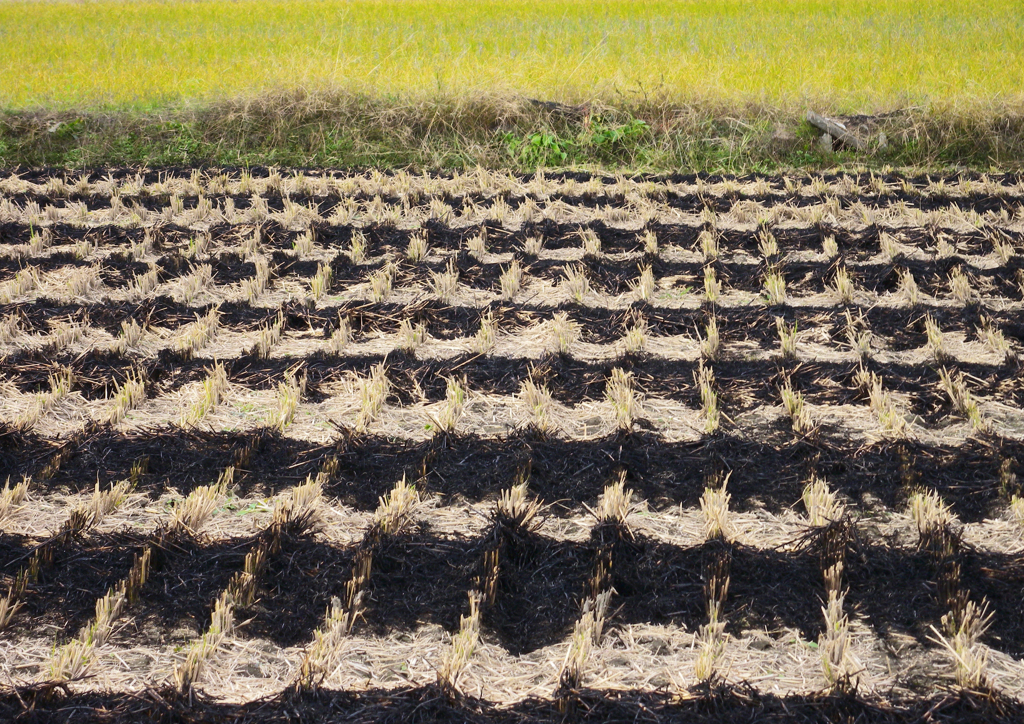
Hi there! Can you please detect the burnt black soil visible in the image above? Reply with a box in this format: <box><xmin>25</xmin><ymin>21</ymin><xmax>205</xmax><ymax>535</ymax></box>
<box><xmin>2</xmin><ymin>678</ymin><xmax>1024</xmax><ymax>723</ymax></box>
<box><xmin>5</xmin><ymin>517</ymin><xmax>1023</xmax><ymax>658</ymax></box>
<box><xmin>4</xmin><ymin>425</ymin><xmax>1022</xmax><ymax>523</ymax></box>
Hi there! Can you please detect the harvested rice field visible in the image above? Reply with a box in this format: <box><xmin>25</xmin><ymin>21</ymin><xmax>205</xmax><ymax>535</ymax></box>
<box><xmin>0</xmin><ymin>168</ymin><xmax>1023</xmax><ymax>722</ymax></box>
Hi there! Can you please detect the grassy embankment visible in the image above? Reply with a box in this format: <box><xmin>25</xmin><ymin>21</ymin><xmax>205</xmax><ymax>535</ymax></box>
<box><xmin>1</xmin><ymin>0</ymin><xmax>1023</xmax><ymax>171</ymax></box>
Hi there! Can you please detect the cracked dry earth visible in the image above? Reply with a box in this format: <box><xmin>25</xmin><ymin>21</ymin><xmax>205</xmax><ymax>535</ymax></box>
<box><xmin>0</xmin><ymin>168</ymin><xmax>1023</xmax><ymax>722</ymax></box>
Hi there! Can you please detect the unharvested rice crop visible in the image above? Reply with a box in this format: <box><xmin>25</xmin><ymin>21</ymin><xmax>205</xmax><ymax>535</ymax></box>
<box><xmin>0</xmin><ymin>0</ymin><xmax>1021</xmax><ymax>109</ymax></box>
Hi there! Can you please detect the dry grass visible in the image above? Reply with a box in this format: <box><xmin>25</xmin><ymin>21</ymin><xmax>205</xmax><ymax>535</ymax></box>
<box><xmin>595</xmin><ymin>473</ymin><xmax>634</xmax><ymax>528</ymax></box>
<box><xmin>0</xmin><ymin>478</ymin><xmax>29</xmax><ymax>524</ymax></box>
<box><xmin>580</xmin><ymin>227</ymin><xmax>601</xmax><ymax>258</ymax></box>
<box><xmin>640</xmin><ymin>229</ymin><xmax>658</xmax><ymax>256</ymax></box>
<box><xmin>117</xmin><ymin>318</ymin><xmax>145</xmax><ymax>350</ymax></box>
<box><xmin>897</xmin><ymin>269</ymin><xmax>920</xmax><ymax>306</ymax></box>
<box><xmin>495</xmin><ymin>481</ymin><xmax>542</xmax><ymax>532</ymax></box>
<box><xmin>175</xmin><ymin>308</ymin><xmax>220</xmax><ymax>359</ymax></box>
<box><xmin>274</xmin><ymin>370</ymin><xmax>306</xmax><ymax>431</ymax></box>
<box><xmin>309</xmin><ymin>262</ymin><xmax>333</xmax><ymax>301</ymax></box>
<box><xmin>437</xmin><ymin>591</ymin><xmax>482</xmax><ymax>697</ymax></box>
<box><xmin>909</xmin><ymin>489</ymin><xmax>954</xmax><ymax>546</ymax></box>
<box><xmin>406</xmin><ymin>230</ymin><xmax>430</xmax><ymax>262</ymax></box>
<box><xmin>254</xmin><ymin>312</ymin><xmax>284</xmax><ymax>358</ymax></box>
<box><xmin>129</xmin><ymin>266</ymin><xmax>160</xmax><ymax>299</ymax></box>
<box><xmin>557</xmin><ymin>590</ymin><xmax>611</xmax><ymax>695</ymax></box>
<box><xmin>348</xmin><ymin>230</ymin><xmax>368</xmax><ymax>264</ymax></box>
<box><xmin>860</xmin><ymin>367</ymin><xmax>907</xmax><ymax>437</ymax></box>
<box><xmin>466</xmin><ymin>229</ymin><xmax>487</xmax><ymax>261</ymax></box>
<box><xmin>172</xmin><ymin>466</ymin><xmax>233</xmax><ymax>535</ymax></box>
<box><xmin>948</xmin><ymin>267</ymin><xmax>976</xmax><ymax>306</ymax></box>
<box><xmin>0</xmin><ymin>313</ymin><xmax>19</xmax><ymax>344</ymax></box>
<box><xmin>819</xmin><ymin>563</ymin><xmax>856</xmax><ymax>692</ymax></box>
<box><xmin>832</xmin><ymin>267</ymin><xmax>855</xmax><ymax>304</ymax></box>
<box><xmin>397</xmin><ymin>318</ymin><xmax>428</xmax><ymax>354</ymax></box>
<box><xmin>756</xmin><ymin>227</ymin><xmax>779</xmax><ymax>260</ymax></box>
<box><xmin>368</xmin><ymin>263</ymin><xmax>395</xmax><ymax>302</ymax></box>
<box><xmin>621</xmin><ymin>315</ymin><xmax>648</xmax><ymax>355</ymax></box>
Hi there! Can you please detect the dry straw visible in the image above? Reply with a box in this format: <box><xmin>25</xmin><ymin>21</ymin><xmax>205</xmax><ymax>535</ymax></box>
<box><xmin>430</xmin><ymin>258</ymin><xmax>460</xmax><ymax>303</ymax></box>
<box><xmin>924</xmin><ymin>315</ymin><xmax>947</xmax><ymax>362</ymax></box>
<box><xmin>437</xmin><ymin>591</ymin><xmax>482</xmax><ymax>698</ymax></box>
<box><xmin>329</xmin><ymin>314</ymin><xmax>352</xmax><ymax>353</ymax></box>
<box><xmin>397</xmin><ymin>318</ymin><xmax>427</xmax><ymax>354</ymax></box>
<box><xmin>832</xmin><ymin>266</ymin><xmax>855</xmax><ymax>304</ymax></box>
<box><xmin>549</xmin><ymin>312</ymin><xmax>579</xmax><ymax>356</ymax></box>
<box><xmin>106</xmin><ymin>371</ymin><xmax>147</xmax><ymax>425</ymax></box>
<box><xmin>700</xmin><ymin>316</ymin><xmax>720</xmax><ymax>361</ymax></box>
<box><xmin>466</xmin><ymin>230</ymin><xmax>487</xmax><ymax>260</ymax></box>
<box><xmin>700</xmin><ymin>473</ymin><xmax>731</xmax><ymax>542</ymax></box>
<box><xmin>519</xmin><ymin>376</ymin><xmax>555</xmax><ymax>434</ymax></box>
<box><xmin>499</xmin><ymin>259</ymin><xmax>523</xmax><ymax>300</ymax></box>
<box><xmin>622</xmin><ymin>314</ymin><xmax>648</xmax><ymax>355</ymax></box>
<box><xmin>356</xmin><ymin>363</ymin><xmax>390</xmax><ymax>433</ymax></box>
<box><xmin>802</xmin><ymin>476</ymin><xmax>843</xmax><ymax>527</ymax></box>
<box><xmin>368</xmin><ymin>262</ymin><xmax>395</xmax><ymax>302</ymax></box>
<box><xmin>181</xmin><ymin>362</ymin><xmax>229</xmax><ymax>427</ymax></box>
<box><xmin>695</xmin><ymin>363</ymin><xmax>720</xmax><ymax>435</ymax></box>
<box><xmin>605</xmin><ymin>367</ymin><xmax>639</xmax><ymax>431</ymax></box>
<box><xmin>776</xmin><ymin>317</ymin><xmax>797</xmax><ymax>359</ymax></box>
<box><xmin>703</xmin><ymin>266</ymin><xmax>721</xmax><ymax>304</ymax></box>
<box><xmin>780</xmin><ymin>378</ymin><xmax>813</xmax><ymax>434</ymax></box>
<box><xmin>274</xmin><ymin>370</ymin><xmax>306</xmax><ymax>430</ymax></box>
<box><xmin>562</xmin><ymin>264</ymin><xmax>591</xmax><ymax>304</ymax></box>
<box><xmin>0</xmin><ymin>478</ymin><xmax>29</xmax><ymax>524</ymax></box>
<box><xmin>699</xmin><ymin>229</ymin><xmax>719</xmax><ymax>261</ymax></box>
<box><xmin>630</xmin><ymin>264</ymin><xmax>656</xmax><ymax>302</ymax></box>
<box><xmin>435</xmin><ymin>376</ymin><xmax>467</xmax><ymax>434</ymax></box>
<box><xmin>171</xmin><ymin>466</ymin><xmax>233</xmax><ymax>536</ymax></box>
<box><xmin>580</xmin><ymin>227</ymin><xmax>601</xmax><ymax>258</ymax></box>
<box><xmin>406</xmin><ymin>230</ymin><xmax>429</xmax><ymax>262</ymax></box>
<box><xmin>937</xmin><ymin>367</ymin><xmax>985</xmax><ymax>431</ymax></box>
<box><xmin>557</xmin><ymin>590</ymin><xmax>612</xmax><ymax>696</ymax></box>
<box><xmin>762</xmin><ymin>268</ymin><xmax>787</xmax><ymax>306</ymax></box>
